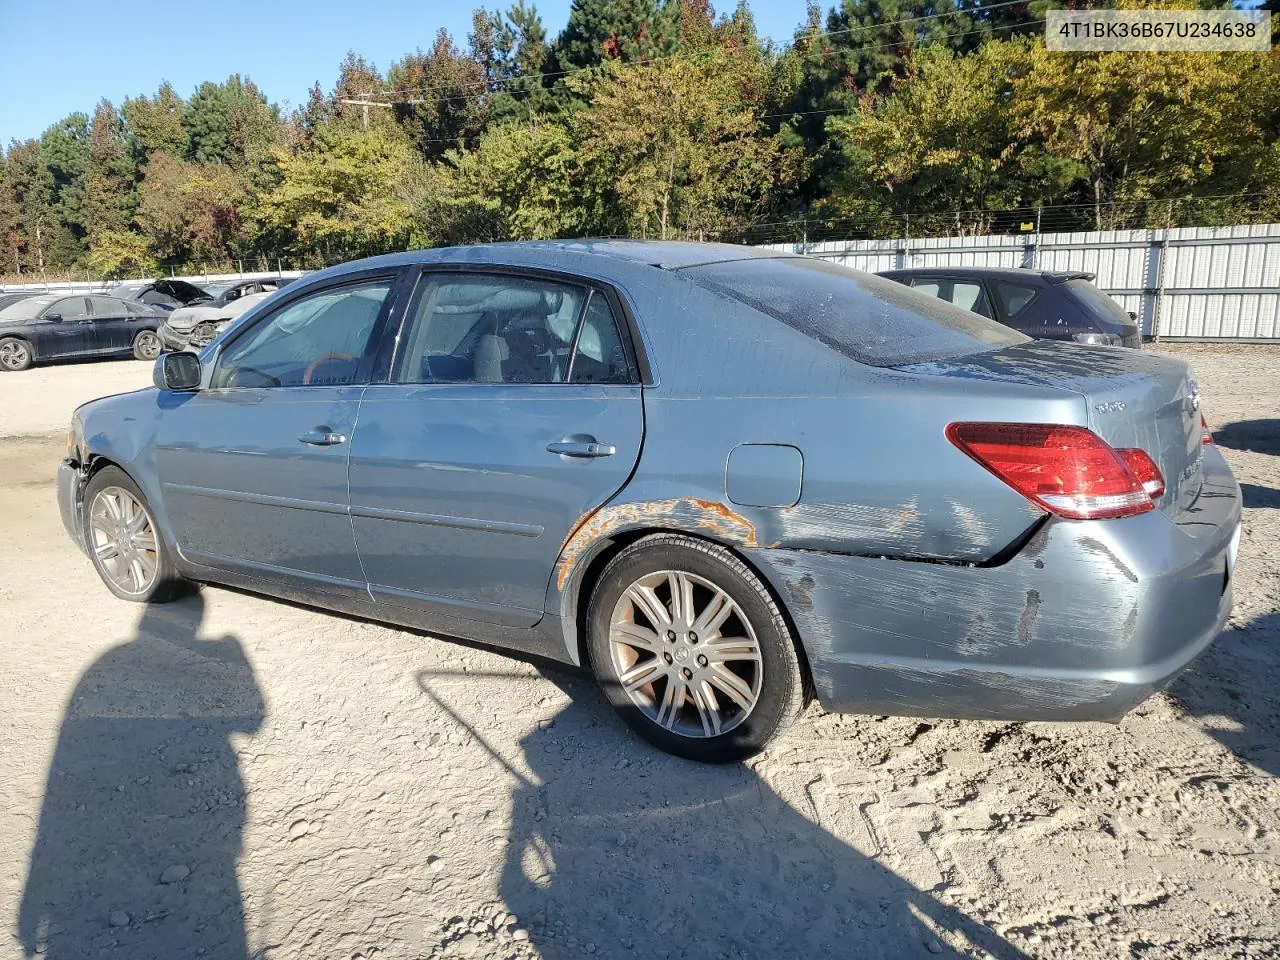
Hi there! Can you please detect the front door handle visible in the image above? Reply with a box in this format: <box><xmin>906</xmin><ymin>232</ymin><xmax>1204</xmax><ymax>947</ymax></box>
<box><xmin>298</xmin><ymin>427</ymin><xmax>347</xmax><ymax>447</ymax></box>
<box><xmin>547</xmin><ymin>436</ymin><xmax>616</xmax><ymax>459</ymax></box>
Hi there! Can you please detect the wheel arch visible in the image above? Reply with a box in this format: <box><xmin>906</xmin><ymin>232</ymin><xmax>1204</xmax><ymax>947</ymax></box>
<box><xmin>564</xmin><ymin>526</ymin><xmax>814</xmax><ymax>704</ymax></box>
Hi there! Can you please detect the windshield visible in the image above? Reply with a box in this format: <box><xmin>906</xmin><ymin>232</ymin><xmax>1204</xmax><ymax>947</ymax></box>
<box><xmin>679</xmin><ymin>257</ymin><xmax>1028</xmax><ymax>367</ymax></box>
<box><xmin>0</xmin><ymin>295</ymin><xmax>59</xmax><ymax>321</ymax></box>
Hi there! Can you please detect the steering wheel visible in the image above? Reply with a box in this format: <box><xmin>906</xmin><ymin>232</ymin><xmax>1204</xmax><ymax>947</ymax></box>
<box><xmin>303</xmin><ymin>353</ymin><xmax>356</xmax><ymax>385</ymax></box>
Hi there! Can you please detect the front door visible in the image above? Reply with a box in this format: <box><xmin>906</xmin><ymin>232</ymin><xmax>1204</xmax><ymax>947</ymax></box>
<box><xmin>348</xmin><ymin>271</ymin><xmax>644</xmax><ymax>627</ymax></box>
<box><xmin>154</xmin><ymin>274</ymin><xmax>402</xmax><ymax>598</ymax></box>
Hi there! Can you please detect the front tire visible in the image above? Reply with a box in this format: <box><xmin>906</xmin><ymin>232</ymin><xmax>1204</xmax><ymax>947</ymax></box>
<box><xmin>132</xmin><ymin>329</ymin><xmax>162</xmax><ymax>361</ymax></box>
<box><xmin>0</xmin><ymin>336</ymin><xmax>32</xmax><ymax>371</ymax></box>
<box><xmin>83</xmin><ymin>466</ymin><xmax>187</xmax><ymax>603</ymax></box>
<box><xmin>586</xmin><ymin>534</ymin><xmax>805</xmax><ymax>762</ymax></box>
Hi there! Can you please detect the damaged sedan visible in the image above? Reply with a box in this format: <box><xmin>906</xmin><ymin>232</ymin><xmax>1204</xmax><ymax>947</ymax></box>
<box><xmin>58</xmin><ymin>242</ymin><xmax>1241</xmax><ymax>761</ymax></box>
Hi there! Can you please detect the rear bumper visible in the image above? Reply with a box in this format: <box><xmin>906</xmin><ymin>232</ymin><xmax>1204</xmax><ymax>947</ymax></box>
<box><xmin>749</xmin><ymin>445</ymin><xmax>1241</xmax><ymax>722</ymax></box>
<box><xmin>58</xmin><ymin>458</ymin><xmax>87</xmax><ymax>555</ymax></box>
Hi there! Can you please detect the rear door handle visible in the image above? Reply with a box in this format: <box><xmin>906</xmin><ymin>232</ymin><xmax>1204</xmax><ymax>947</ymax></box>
<box><xmin>547</xmin><ymin>437</ymin><xmax>616</xmax><ymax>459</ymax></box>
<box><xmin>298</xmin><ymin>427</ymin><xmax>347</xmax><ymax>447</ymax></box>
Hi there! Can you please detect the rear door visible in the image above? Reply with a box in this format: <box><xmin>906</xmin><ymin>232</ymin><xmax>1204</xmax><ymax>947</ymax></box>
<box><xmin>87</xmin><ymin>296</ymin><xmax>138</xmax><ymax>352</ymax></box>
<box><xmin>348</xmin><ymin>268</ymin><xmax>645</xmax><ymax>627</ymax></box>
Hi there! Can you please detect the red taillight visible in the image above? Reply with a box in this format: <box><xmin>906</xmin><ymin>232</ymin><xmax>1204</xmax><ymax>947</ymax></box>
<box><xmin>1117</xmin><ymin>447</ymin><xmax>1165</xmax><ymax>500</ymax></box>
<box><xmin>946</xmin><ymin>422</ymin><xmax>1157</xmax><ymax>520</ymax></box>
<box><xmin>1200</xmin><ymin>412</ymin><xmax>1213</xmax><ymax>445</ymax></box>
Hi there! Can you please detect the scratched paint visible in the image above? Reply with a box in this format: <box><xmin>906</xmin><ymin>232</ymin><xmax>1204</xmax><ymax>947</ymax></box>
<box><xmin>554</xmin><ymin>498</ymin><xmax>758</xmax><ymax>590</ymax></box>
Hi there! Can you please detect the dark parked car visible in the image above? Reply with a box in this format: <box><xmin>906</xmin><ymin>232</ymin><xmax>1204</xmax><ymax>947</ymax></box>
<box><xmin>878</xmin><ymin>267</ymin><xmax>1142</xmax><ymax>348</ymax></box>
<box><xmin>59</xmin><ymin>242</ymin><xmax>1239</xmax><ymax>761</ymax></box>
<box><xmin>0</xmin><ymin>292</ymin><xmax>36</xmax><ymax>313</ymax></box>
<box><xmin>109</xmin><ymin>278</ymin><xmax>214</xmax><ymax>311</ymax></box>
<box><xmin>0</xmin><ymin>294</ymin><xmax>167</xmax><ymax>370</ymax></box>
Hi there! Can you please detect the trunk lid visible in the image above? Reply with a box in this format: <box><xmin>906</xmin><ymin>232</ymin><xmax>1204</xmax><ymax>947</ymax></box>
<box><xmin>898</xmin><ymin>341</ymin><xmax>1203</xmax><ymax>515</ymax></box>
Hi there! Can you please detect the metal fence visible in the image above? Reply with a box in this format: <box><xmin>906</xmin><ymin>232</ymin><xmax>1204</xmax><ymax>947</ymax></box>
<box><xmin>761</xmin><ymin>222</ymin><xmax>1280</xmax><ymax>341</ymax></box>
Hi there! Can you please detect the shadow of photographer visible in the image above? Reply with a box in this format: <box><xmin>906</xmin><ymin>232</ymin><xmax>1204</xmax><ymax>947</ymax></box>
<box><xmin>18</xmin><ymin>592</ymin><xmax>263</xmax><ymax>959</ymax></box>
<box><xmin>419</xmin><ymin>666</ymin><xmax>1026</xmax><ymax>960</ymax></box>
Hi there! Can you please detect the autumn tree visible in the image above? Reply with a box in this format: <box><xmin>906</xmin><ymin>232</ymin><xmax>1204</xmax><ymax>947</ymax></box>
<box><xmin>387</xmin><ymin>30</ymin><xmax>491</xmax><ymax>158</ymax></box>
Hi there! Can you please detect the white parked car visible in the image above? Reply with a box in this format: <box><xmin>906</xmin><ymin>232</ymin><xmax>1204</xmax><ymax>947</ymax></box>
<box><xmin>157</xmin><ymin>280</ymin><xmax>293</xmax><ymax>350</ymax></box>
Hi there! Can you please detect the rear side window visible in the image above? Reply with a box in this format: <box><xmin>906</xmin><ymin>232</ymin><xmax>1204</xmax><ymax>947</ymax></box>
<box><xmin>991</xmin><ymin>280</ymin><xmax>1039</xmax><ymax>321</ymax></box>
<box><xmin>679</xmin><ymin>258</ymin><xmax>1026</xmax><ymax>367</ymax></box>
<box><xmin>909</xmin><ymin>278</ymin><xmax>993</xmax><ymax>319</ymax></box>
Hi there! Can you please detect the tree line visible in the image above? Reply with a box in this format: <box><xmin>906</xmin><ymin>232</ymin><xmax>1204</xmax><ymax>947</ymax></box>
<box><xmin>1</xmin><ymin>0</ymin><xmax>1277</xmax><ymax>280</ymax></box>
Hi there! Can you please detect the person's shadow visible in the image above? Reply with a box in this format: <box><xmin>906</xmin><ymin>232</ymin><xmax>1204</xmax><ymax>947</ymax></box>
<box><xmin>17</xmin><ymin>592</ymin><xmax>263</xmax><ymax>959</ymax></box>
<box><xmin>419</xmin><ymin>668</ymin><xmax>1028</xmax><ymax>960</ymax></box>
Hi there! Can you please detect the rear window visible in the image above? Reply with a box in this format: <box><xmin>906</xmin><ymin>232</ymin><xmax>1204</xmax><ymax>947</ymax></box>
<box><xmin>1062</xmin><ymin>279</ymin><xmax>1134</xmax><ymax>330</ymax></box>
<box><xmin>679</xmin><ymin>257</ymin><xmax>1027</xmax><ymax>367</ymax></box>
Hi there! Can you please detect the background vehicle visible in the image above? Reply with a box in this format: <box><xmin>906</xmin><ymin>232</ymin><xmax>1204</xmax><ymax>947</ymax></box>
<box><xmin>0</xmin><ymin>292</ymin><xmax>35</xmax><ymax>312</ymax></box>
<box><xmin>59</xmin><ymin>242</ymin><xmax>1238</xmax><ymax>762</ymax></box>
<box><xmin>108</xmin><ymin>279</ymin><xmax>214</xmax><ymax>311</ymax></box>
<box><xmin>158</xmin><ymin>279</ymin><xmax>294</xmax><ymax>350</ymax></box>
<box><xmin>878</xmin><ymin>267</ymin><xmax>1142</xmax><ymax>347</ymax></box>
<box><xmin>0</xmin><ymin>294</ymin><xmax>167</xmax><ymax>370</ymax></box>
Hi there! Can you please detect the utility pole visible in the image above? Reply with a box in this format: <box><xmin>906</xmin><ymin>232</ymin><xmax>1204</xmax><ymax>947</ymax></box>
<box><xmin>339</xmin><ymin>98</ymin><xmax>397</xmax><ymax>129</ymax></box>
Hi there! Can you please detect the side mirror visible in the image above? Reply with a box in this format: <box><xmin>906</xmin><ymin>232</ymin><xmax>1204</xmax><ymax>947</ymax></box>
<box><xmin>153</xmin><ymin>351</ymin><xmax>201</xmax><ymax>392</ymax></box>
<box><xmin>44</xmin><ymin>312</ymin><xmax>62</xmax><ymax>322</ymax></box>
<box><xmin>1127</xmin><ymin>311</ymin><xmax>1138</xmax><ymax>322</ymax></box>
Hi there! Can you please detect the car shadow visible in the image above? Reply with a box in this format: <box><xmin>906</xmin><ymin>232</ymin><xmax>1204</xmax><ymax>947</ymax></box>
<box><xmin>1239</xmin><ymin>483</ymin><xmax>1280</xmax><ymax>509</ymax></box>
<box><xmin>1168</xmin><ymin>610</ymin><xmax>1280</xmax><ymax>777</ymax></box>
<box><xmin>418</xmin><ymin>667</ymin><xmax>1028</xmax><ymax>960</ymax></box>
<box><xmin>1212</xmin><ymin>419</ymin><xmax>1280</xmax><ymax>456</ymax></box>
<box><xmin>17</xmin><ymin>592</ymin><xmax>263</xmax><ymax>959</ymax></box>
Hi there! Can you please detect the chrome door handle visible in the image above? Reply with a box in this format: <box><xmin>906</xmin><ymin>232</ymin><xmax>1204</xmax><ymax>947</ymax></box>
<box><xmin>547</xmin><ymin>438</ymin><xmax>616</xmax><ymax>459</ymax></box>
<box><xmin>298</xmin><ymin>427</ymin><xmax>347</xmax><ymax>446</ymax></box>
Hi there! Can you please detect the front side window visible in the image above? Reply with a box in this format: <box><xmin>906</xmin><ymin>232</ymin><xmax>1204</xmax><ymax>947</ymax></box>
<box><xmin>211</xmin><ymin>279</ymin><xmax>391</xmax><ymax>388</ymax></box>
<box><xmin>680</xmin><ymin>257</ymin><xmax>1026</xmax><ymax>367</ymax></box>
<box><xmin>396</xmin><ymin>273</ymin><xmax>631</xmax><ymax>385</ymax></box>
<box><xmin>50</xmin><ymin>297</ymin><xmax>90</xmax><ymax>321</ymax></box>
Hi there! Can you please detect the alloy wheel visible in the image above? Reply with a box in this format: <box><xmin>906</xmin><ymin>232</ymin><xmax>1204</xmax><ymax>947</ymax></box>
<box><xmin>135</xmin><ymin>331</ymin><xmax>162</xmax><ymax>360</ymax></box>
<box><xmin>0</xmin><ymin>340</ymin><xmax>30</xmax><ymax>370</ymax></box>
<box><xmin>88</xmin><ymin>486</ymin><xmax>160</xmax><ymax>596</ymax></box>
<box><xmin>608</xmin><ymin>569</ymin><xmax>763</xmax><ymax>738</ymax></box>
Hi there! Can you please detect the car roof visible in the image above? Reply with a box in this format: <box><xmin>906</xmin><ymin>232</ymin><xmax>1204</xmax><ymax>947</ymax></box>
<box><xmin>298</xmin><ymin>240</ymin><xmax>797</xmax><ymax>287</ymax></box>
<box><xmin>878</xmin><ymin>265</ymin><xmax>1093</xmax><ymax>284</ymax></box>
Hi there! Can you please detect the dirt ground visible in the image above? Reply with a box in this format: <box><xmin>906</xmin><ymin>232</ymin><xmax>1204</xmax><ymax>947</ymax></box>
<box><xmin>1</xmin><ymin>345</ymin><xmax>1277</xmax><ymax>960</ymax></box>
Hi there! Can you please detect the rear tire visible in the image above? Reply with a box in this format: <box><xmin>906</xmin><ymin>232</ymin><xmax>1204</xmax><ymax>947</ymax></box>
<box><xmin>586</xmin><ymin>534</ymin><xmax>805</xmax><ymax>762</ymax></box>
<box><xmin>82</xmin><ymin>466</ymin><xmax>188</xmax><ymax>603</ymax></box>
<box><xmin>0</xmin><ymin>337</ymin><xmax>32</xmax><ymax>371</ymax></box>
<box><xmin>132</xmin><ymin>329</ymin><xmax>162</xmax><ymax>361</ymax></box>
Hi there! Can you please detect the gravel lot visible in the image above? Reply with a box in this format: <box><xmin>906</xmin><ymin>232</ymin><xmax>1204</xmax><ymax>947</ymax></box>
<box><xmin>1</xmin><ymin>345</ymin><xmax>1277</xmax><ymax>960</ymax></box>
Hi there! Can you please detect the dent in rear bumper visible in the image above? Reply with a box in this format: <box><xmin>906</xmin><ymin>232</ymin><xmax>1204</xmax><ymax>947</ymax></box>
<box><xmin>748</xmin><ymin>446</ymin><xmax>1241</xmax><ymax>722</ymax></box>
<box><xmin>57</xmin><ymin>459</ymin><xmax>87</xmax><ymax>555</ymax></box>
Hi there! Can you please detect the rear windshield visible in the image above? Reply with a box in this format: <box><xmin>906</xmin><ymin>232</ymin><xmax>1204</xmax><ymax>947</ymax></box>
<box><xmin>679</xmin><ymin>257</ymin><xmax>1028</xmax><ymax>366</ymax></box>
<box><xmin>1062</xmin><ymin>278</ymin><xmax>1135</xmax><ymax>331</ymax></box>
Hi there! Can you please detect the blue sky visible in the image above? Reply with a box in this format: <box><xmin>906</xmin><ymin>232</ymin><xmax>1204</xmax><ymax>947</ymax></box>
<box><xmin>0</xmin><ymin>0</ymin><xmax>814</xmax><ymax>146</ymax></box>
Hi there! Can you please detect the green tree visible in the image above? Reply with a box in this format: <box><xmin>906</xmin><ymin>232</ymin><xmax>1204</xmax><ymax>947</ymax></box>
<box><xmin>137</xmin><ymin>152</ymin><xmax>248</xmax><ymax>265</ymax></box>
<box><xmin>37</xmin><ymin>114</ymin><xmax>93</xmax><ymax>266</ymax></box>
<box><xmin>122</xmin><ymin>82</ymin><xmax>187</xmax><ymax>162</ymax></box>
<box><xmin>257</xmin><ymin>125</ymin><xmax>414</xmax><ymax>263</ymax></box>
<box><xmin>569</xmin><ymin>47</ymin><xmax>799</xmax><ymax>238</ymax></box>
<box><xmin>554</xmin><ymin>0</ymin><xmax>682</xmax><ymax>70</ymax></box>
<box><xmin>387</xmin><ymin>30</ymin><xmax>491</xmax><ymax>158</ymax></box>
<box><xmin>471</xmin><ymin>2</ymin><xmax>557</xmax><ymax>121</ymax></box>
<box><xmin>86</xmin><ymin>100</ymin><xmax>139</xmax><ymax>242</ymax></box>
<box><xmin>181</xmin><ymin>75</ymin><xmax>278</xmax><ymax>167</ymax></box>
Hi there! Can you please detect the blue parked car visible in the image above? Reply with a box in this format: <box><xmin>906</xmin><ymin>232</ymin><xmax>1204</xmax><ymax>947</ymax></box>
<box><xmin>58</xmin><ymin>242</ymin><xmax>1240</xmax><ymax>761</ymax></box>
